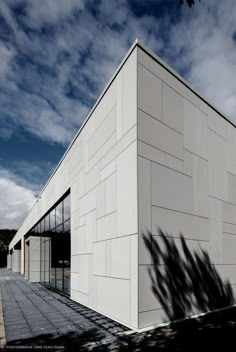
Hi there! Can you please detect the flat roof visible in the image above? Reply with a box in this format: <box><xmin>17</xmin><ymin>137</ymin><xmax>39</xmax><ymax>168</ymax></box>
<box><xmin>10</xmin><ymin>38</ymin><xmax>236</xmax><ymax>249</ymax></box>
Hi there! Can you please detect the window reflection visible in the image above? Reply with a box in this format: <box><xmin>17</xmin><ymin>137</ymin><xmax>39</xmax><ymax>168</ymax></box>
<box><xmin>45</xmin><ymin>215</ymin><xmax>50</xmax><ymax>231</ymax></box>
<box><xmin>55</xmin><ymin>202</ymin><xmax>63</xmax><ymax>227</ymax></box>
<box><xmin>64</xmin><ymin>194</ymin><xmax>70</xmax><ymax>222</ymax></box>
<box><xmin>50</xmin><ymin>209</ymin><xmax>56</xmax><ymax>230</ymax></box>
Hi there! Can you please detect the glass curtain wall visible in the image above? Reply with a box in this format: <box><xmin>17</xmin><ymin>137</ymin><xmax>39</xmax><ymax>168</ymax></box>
<box><xmin>49</xmin><ymin>193</ymin><xmax>71</xmax><ymax>295</ymax></box>
<box><xmin>28</xmin><ymin>192</ymin><xmax>71</xmax><ymax>295</ymax></box>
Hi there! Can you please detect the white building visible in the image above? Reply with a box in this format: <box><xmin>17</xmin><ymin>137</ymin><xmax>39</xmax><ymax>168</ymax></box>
<box><xmin>9</xmin><ymin>39</ymin><xmax>236</xmax><ymax>330</ymax></box>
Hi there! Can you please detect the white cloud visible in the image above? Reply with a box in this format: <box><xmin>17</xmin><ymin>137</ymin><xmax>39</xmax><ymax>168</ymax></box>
<box><xmin>0</xmin><ymin>43</ymin><xmax>14</xmax><ymax>78</ymax></box>
<box><xmin>21</xmin><ymin>0</ymin><xmax>85</xmax><ymax>28</ymax></box>
<box><xmin>0</xmin><ymin>168</ymin><xmax>36</xmax><ymax>229</ymax></box>
<box><xmin>0</xmin><ymin>0</ymin><xmax>164</xmax><ymax>146</ymax></box>
<box><xmin>169</xmin><ymin>0</ymin><xmax>236</xmax><ymax>120</ymax></box>
<box><xmin>0</xmin><ymin>160</ymin><xmax>56</xmax><ymax>229</ymax></box>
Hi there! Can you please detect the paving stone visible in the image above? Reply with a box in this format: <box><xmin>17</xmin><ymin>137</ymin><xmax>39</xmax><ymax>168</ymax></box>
<box><xmin>0</xmin><ymin>268</ymin><xmax>127</xmax><ymax>344</ymax></box>
<box><xmin>5</xmin><ymin>323</ymin><xmax>29</xmax><ymax>330</ymax></box>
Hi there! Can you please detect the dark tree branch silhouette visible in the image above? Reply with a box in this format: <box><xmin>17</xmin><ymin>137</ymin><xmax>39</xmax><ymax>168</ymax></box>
<box><xmin>143</xmin><ymin>229</ymin><xmax>234</xmax><ymax>322</ymax></box>
<box><xmin>179</xmin><ymin>0</ymin><xmax>201</xmax><ymax>7</ymax></box>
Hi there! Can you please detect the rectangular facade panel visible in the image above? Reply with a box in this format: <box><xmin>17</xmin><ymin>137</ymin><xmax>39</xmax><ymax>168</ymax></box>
<box><xmin>117</xmin><ymin>142</ymin><xmax>138</xmax><ymax>237</ymax></box>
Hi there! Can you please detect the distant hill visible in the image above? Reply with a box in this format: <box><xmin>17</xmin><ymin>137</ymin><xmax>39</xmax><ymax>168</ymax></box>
<box><xmin>0</xmin><ymin>229</ymin><xmax>17</xmax><ymax>267</ymax></box>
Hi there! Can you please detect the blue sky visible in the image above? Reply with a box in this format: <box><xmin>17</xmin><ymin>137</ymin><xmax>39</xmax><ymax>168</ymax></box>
<box><xmin>1</xmin><ymin>0</ymin><xmax>236</xmax><ymax>228</ymax></box>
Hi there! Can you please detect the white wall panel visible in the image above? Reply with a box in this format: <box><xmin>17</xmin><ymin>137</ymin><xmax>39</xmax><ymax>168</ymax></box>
<box><xmin>122</xmin><ymin>49</ymin><xmax>137</xmax><ymax>135</ymax></box>
<box><xmin>163</xmin><ymin>82</ymin><xmax>183</xmax><ymax>133</ymax></box>
<box><xmin>88</xmin><ymin>107</ymin><xmax>116</xmax><ymax>159</ymax></box>
<box><xmin>78</xmin><ymin>255</ymin><xmax>90</xmax><ymax>294</ymax></box>
<box><xmin>80</xmin><ymin>189</ymin><xmax>96</xmax><ymax>216</ymax></box>
<box><xmin>138</xmin><ymin>140</ymin><xmax>183</xmax><ymax>173</ymax></box>
<box><xmin>100</xmin><ymin>81</ymin><xmax>115</xmax><ymax>122</ymax></box>
<box><xmin>77</xmin><ymin>226</ymin><xmax>86</xmax><ymax>254</ymax></box>
<box><xmin>12</xmin><ymin>250</ymin><xmax>21</xmax><ymax>273</ymax></box>
<box><xmin>105</xmin><ymin>240</ymin><xmax>111</xmax><ymax>276</ymax></box>
<box><xmin>117</xmin><ymin>142</ymin><xmax>138</xmax><ymax>237</ymax></box>
<box><xmin>228</xmin><ymin>172</ymin><xmax>236</xmax><ymax>205</ymax></box>
<box><xmin>97</xmin><ymin>212</ymin><xmax>117</xmax><ymax>241</ymax></box>
<box><xmin>138</xmin><ymin>110</ymin><xmax>183</xmax><ymax>160</ymax></box>
<box><xmin>223</xmin><ymin>201</ymin><xmax>236</xmax><ymax>225</ymax></box>
<box><xmin>138</xmin><ymin>156</ymin><xmax>152</xmax><ymax>265</ymax></box>
<box><xmin>101</xmin><ymin>159</ymin><xmax>116</xmax><ymax>181</ymax></box>
<box><xmin>96</xmin><ymin>181</ymin><xmax>106</xmax><ymax>219</ymax></box>
<box><xmin>192</xmin><ymin>155</ymin><xmax>209</xmax><ymax>217</ymax></box>
<box><xmin>183</xmin><ymin>149</ymin><xmax>193</xmax><ymax>177</ymax></box>
<box><xmin>207</xmin><ymin>108</ymin><xmax>228</xmax><ymax>140</ymax></box>
<box><xmin>227</xmin><ymin>124</ymin><xmax>236</xmax><ymax>175</ymax></box>
<box><xmin>116</xmin><ymin>71</ymin><xmax>123</xmax><ymax>141</ymax></box>
<box><xmin>71</xmin><ymin>255</ymin><xmax>80</xmax><ymax>273</ymax></box>
<box><xmin>93</xmin><ymin>241</ymin><xmax>106</xmax><ymax>276</ymax></box>
<box><xmin>88</xmin><ymin>133</ymin><xmax>116</xmax><ymax>171</ymax></box>
<box><xmin>85</xmin><ymin>163</ymin><xmax>100</xmax><ymax>193</ymax></box>
<box><xmin>151</xmin><ymin>163</ymin><xmax>193</xmax><ymax>214</ymax></box>
<box><xmin>111</xmin><ymin>236</ymin><xmax>130</xmax><ymax>279</ymax></box>
<box><xmin>138</xmin><ymin>63</ymin><xmax>162</xmax><ymax>121</ymax></box>
<box><xmin>139</xmin><ymin>309</ymin><xmax>167</xmax><ymax>329</ymax></box>
<box><xmin>139</xmin><ymin>265</ymin><xmax>161</xmax><ymax>312</ymax></box>
<box><xmin>96</xmin><ymin>276</ymin><xmax>130</xmax><ymax>324</ymax></box>
<box><xmin>222</xmin><ymin>233</ymin><xmax>236</xmax><ymax>264</ymax></box>
<box><xmin>151</xmin><ymin>206</ymin><xmax>208</xmax><ymax>241</ymax></box>
<box><xmin>208</xmin><ymin>129</ymin><xmax>228</xmax><ymax>201</ymax></box>
<box><xmin>7</xmin><ymin>254</ymin><xmax>12</xmax><ymax>269</ymax></box>
<box><xmin>85</xmin><ymin>212</ymin><xmax>93</xmax><ymax>253</ymax></box>
<box><xmin>183</xmin><ymin>99</ymin><xmax>208</xmax><ymax>160</ymax></box>
<box><xmin>209</xmin><ymin>197</ymin><xmax>223</xmax><ymax>264</ymax></box>
<box><xmin>105</xmin><ymin>173</ymin><xmax>117</xmax><ymax>215</ymax></box>
<box><xmin>223</xmin><ymin>222</ymin><xmax>236</xmax><ymax>235</ymax></box>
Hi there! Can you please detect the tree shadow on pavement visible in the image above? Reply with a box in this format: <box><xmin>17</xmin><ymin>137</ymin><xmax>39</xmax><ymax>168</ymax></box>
<box><xmin>6</xmin><ymin>311</ymin><xmax>236</xmax><ymax>352</ymax></box>
<box><xmin>116</xmin><ymin>307</ymin><xmax>236</xmax><ymax>352</ymax></box>
<box><xmin>6</xmin><ymin>328</ymin><xmax>110</xmax><ymax>352</ymax></box>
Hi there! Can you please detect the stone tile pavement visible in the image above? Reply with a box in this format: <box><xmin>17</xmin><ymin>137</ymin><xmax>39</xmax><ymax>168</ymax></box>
<box><xmin>0</xmin><ymin>268</ymin><xmax>128</xmax><ymax>348</ymax></box>
<box><xmin>0</xmin><ymin>288</ymin><xmax>6</xmax><ymax>346</ymax></box>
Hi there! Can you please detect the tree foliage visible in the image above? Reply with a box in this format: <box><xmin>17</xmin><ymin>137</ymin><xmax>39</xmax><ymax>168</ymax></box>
<box><xmin>179</xmin><ymin>0</ymin><xmax>201</xmax><ymax>7</ymax></box>
<box><xmin>0</xmin><ymin>229</ymin><xmax>16</xmax><ymax>267</ymax></box>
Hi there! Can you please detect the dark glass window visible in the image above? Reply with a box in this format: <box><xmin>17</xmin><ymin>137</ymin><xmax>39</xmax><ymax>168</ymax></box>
<box><xmin>50</xmin><ymin>209</ymin><xmax>56</xmax><ymax>230</ymax></box>
<box><xmin>55</xmin><ymin>202</ymin><xmax>63</xmax><ymax>227</ymax></box>
<box><xmin>45</xmin><ymin>215</ymin><xmax>50</xmax><ymax>231</ymax></box>
<box><xmin>30</xmin><ymin>191</ymin><xmax>71</xmax><ymax>295</ymax></box>
<box><xmin>41</xmin><ymin>219</ymin><xmax>45</xmax><ymax>235</ymax></box>
<box><xmin>64</xmin><ymin>220</ymin><xmax>70</xmax><ymax>234</ymax></box>
<box><xmin>64</xmin><ymin>194</ymin><xmax>70</xmax><ymax>222</ymax></box>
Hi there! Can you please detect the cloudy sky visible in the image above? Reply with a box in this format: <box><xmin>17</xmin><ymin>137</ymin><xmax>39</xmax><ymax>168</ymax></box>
<box><xmin>0</xmin><ymin>0</ymin><xmax>236</xmax><ymax>229</ymax></box>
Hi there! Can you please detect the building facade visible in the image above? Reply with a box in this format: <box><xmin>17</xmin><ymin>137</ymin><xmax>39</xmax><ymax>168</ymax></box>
<box><xmin>9</xmin><ymin>40</ymin><xmax>236</xmax><ymax>330</ymax></box>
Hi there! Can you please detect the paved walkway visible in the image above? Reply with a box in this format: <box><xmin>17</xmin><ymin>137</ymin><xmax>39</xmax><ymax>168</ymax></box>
<box><xmin>0</xmin><ymin>269</ymin><xmax>127</xmax><ymax>348</ymax></box>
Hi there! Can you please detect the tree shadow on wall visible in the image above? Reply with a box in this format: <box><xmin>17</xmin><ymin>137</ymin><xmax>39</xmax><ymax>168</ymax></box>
<box><xmin>114</xmin><ymin>230</ymin><xmax>236</xmax><ymax>351</ymax></box>
<box><xmin>143</xmin><ymin>228</ymin><xmax>235</xmax><ymax>322</ymax></box>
